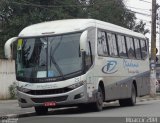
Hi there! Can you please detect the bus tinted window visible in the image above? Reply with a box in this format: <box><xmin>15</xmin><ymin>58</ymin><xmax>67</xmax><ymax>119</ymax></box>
<box><xmin>140</xmin><ymin>40</ymin><xmax>147</xmax><ymax>59</ymax></box>
<box><xmin>134</xmin><ymin>38</ymin><xmax>141</xmax><ymax>59</ymax></box>
<box><xmin>126</xmin><ymin>37</ymin><xmax>135</xmax><ymax>59</ymax></box>
<box><xmin>107</xmin><ymin>33</ymin><xmax>118</xmax><ymax>56</ymax></box>
<box><xmin>97</xmin><ymin>31</ymin><xmax>108</xmax><ymax>56</ymax></box>
<box><xmin>85</xmin><ymin>42</ymin><xmax>92</xmax><ymax>70</ymax></box>
<box><xmin>117</xmin><ymin>35</ymin><xmax>127</xmax><ymax>57</ymax></box>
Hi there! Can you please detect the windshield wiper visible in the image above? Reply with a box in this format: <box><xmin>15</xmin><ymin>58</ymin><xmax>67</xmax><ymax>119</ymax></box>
<box><xmin>50</xmin><ymin>55</ymin><xmax>66</xmax><ymax>80</ymax></box>
<box><xmin>49</xmin><ymin>36</ymin><xmax>66</xmax><ymax>80</ymax></box>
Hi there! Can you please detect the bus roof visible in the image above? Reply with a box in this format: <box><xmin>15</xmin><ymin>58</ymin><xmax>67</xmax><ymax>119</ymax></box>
<box><xmin>19</xmin><ymin>19</ymin><xmax>145</xmax><ymax>39</ymax></box>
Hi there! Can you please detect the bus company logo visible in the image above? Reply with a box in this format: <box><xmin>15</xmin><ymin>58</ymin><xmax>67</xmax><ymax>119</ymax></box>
<box><xmin>102</xmin><ymin>60</ymin><xmax>118</xmax><ymax>74</ymax></box>
<box><xmin>123</xmin><ymin>59</ymin><xmax>139</xmax><ymax>68</ymax></box>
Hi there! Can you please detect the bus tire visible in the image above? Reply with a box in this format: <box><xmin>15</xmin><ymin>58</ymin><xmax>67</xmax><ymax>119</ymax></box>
<box><xmin>35</xmin><ymin>106</ymin><xmax>48</xmax><ymax>115</ymax></box>
<box><xmin>128</xmin><ymin>83</ymin><xmax>136</xmax><ymax>106</ymax></box>
<box><xmin>119</xmin><ymin>84</ymin><xmax>136</xmax><ymax>106</ymax></box>
<box><xmin>91</xmin><ymin>86</ymin><xmax>103</xmax><ymax>111</ymax></box>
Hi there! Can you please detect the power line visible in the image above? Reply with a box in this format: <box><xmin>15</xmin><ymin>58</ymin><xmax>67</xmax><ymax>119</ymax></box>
<box><xmin>8</xmin><ymin>1</ymin><xmax>85</xmax><ymax>8</ymax></box>
<box><xmin>146</xmin><ymin>24</ymin><xmax>151</xmax><ymax>27</ymax></box>
<box><xmin>1</xmin><ymin>0</ymin><xmax>153</xmax><ymax>28</ymax></box>
<box><xmin>8</xmin><ymin>1</ymin><xmax>102</xmax><ymax>8</ymax></box>
<box><xmin>7</xmin><ymin>1</ymin><xmax>153</xmax><ymax>17</ymax></box>
<box><xmin>139</xmin><ymin>0</ymin><xmax>151</xmax><ymax>4</ymax></box>
<box><xmin>125</xmin><ymin>0</ymin><xmax>151</xmax><ymax>4</ymax></box>
<box><xmin>20</xmin><ymin>0</ymin><xmax>50</xmax><ymax>10</ymax></box>
<box><xmin>126</xmin><ymin>6</ymin><xmax>151</xmax><ymax>11</ymax></box>
<box><xmin>136</xmin><ymin>18</ymin><xmax>151</xmax><ymax>23</ymax></box>
<box><xmin>127</xmin><ymin>9</ymin><xmax>151</xmax><ymax>17</ymax></box>
<box><xmin>7</xmin><ymin>1</ymin><xmax>152</xmax><ymax>9</ymax></box>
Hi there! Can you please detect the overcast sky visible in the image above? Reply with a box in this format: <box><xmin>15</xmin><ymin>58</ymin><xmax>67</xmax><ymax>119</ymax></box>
<box><xmin>125</xmin><ymin>0</ymin><xmax>160</xmax><ymax>54</ymax></box>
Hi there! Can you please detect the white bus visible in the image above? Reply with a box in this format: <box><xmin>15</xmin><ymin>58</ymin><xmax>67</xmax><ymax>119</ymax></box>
<box><xmin>5</xmin><ymin>19</ymin><xmax>150</xmax><ymax>114</ymax></box>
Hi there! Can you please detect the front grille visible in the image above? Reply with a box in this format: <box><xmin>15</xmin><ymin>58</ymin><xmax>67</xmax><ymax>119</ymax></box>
<box><xmin>26</xmin><ymin>87</ymin><xmax>73</xmax><ymax>95</ymax></box>
<box><xmin>17</xmin><ymin>77</ymin><xmax>61</xmax><ymax>83</ymax></box>
<box><xmin>31</xmin><ymin>95</ymin><xmax>68</xmax><ymax>103</ymax></box>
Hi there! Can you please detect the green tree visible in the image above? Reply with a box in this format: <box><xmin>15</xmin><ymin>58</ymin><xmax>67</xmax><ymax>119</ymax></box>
<box><xmin>0</xmin><ymin>0</ymin><xmax>149</xmax><ymax>58</ymax></box>
<box><xmin>79</xmin><ymin>0</ymin><xmax>149</xmax><ymax>34</ymax></box>
<box><xmin>0</xmin><ymin>0</ymin><xmax>83</xmax><ymax>57</ymax></box>
<box><xmin>81</xmin><ymin>0</ymin><xmax>136</xmax><ymax>29</ymax></box>
<box><xmin>134</xmin><ymin>20</ymin><xmax>150</xmax><ymax>35</ymax></box>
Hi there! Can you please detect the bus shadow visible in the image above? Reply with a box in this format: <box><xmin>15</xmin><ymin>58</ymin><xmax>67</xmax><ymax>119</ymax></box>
<box><xmin>18</xmin><ymin>102</ymin><xmax>149</xmax><ymax>118</ymax></box>
<box><xmin>18</xmin><ymin>102</ymin><xmax>121</xmax><ymax>118</ymax></box>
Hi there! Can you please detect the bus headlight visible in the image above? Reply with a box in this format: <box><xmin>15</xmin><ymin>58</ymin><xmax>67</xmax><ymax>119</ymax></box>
<box><xmin>67</xmin><ymin>81</ymin><xmax>84</xmax><ymax>90</ymax></box>
<box><xmin>17</xmin><ymin>86</ymin><xmax>31</xmax><ymax>93</ymax></box>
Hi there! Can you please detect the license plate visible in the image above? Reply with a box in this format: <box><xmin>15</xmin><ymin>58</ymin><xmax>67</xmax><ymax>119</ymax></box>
<box><xmin>44</xmin><ymin>101</ymin><xmax>56</xmax><ymax>107</ymax></box>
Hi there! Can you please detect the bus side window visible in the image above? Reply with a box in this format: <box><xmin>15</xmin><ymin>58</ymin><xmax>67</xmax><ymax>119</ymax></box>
<box><xmin>117</xmin><ymin>35</ymin><xmax>127</xmax><ymax>58</ymax></box>
<box><xmin>140</xmin><ymin>39</ymin><xmax>147</xmax><ymax>59</ymax></box>
<box><xmin>107</xmin><ymin>33</ymin><xmax>118</xmax><ymax>57</ymax></box>
<box><xmin>126</xmin><ymin>37</ymin><xmax>136</xmax><ymax>59</ymax></box>
<box><xmin>97</xmin><ymin>30</ymin><xmax>108</xmax><ymax>56</ymax></box>
<box><xmin>134</xmin><ymin>38</ymin><xmax>141</xmax><ymax>59</ymax></box>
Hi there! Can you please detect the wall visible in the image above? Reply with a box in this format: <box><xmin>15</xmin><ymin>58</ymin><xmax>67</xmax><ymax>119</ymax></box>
<box><xmin>0</xmin><ymin>59</ymin><xmax>16</xmax><ymax>99</ymax></box>
<box><xmin>157</xmin><ymin>55</ymin><xmax>160</xmax><ymax>64</ymax></box>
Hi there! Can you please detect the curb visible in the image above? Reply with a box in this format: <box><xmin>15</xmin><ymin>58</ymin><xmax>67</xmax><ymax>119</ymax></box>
<box><xmin>138</xmin><ymin>97</ymin><xmax>160</xmax><ymax>102</ymax></box>
<box><xmin>0</xmin><ymin>94</ymin><xmax>160</xmax><ymax>120</ymax></box>
<box><xmin>0</xmin><ymin>114</ymin><xmax>19</xmax><ymax>123</ymax></box>
<box><xmin>0</xmin><ymin>112</ymin><xmax>36</xmax><ymax>123</ymax></box>
<box><xmin>138</xmin><ymin>93</ymin><xmax>160</xmax><ymax>102</ymax></box>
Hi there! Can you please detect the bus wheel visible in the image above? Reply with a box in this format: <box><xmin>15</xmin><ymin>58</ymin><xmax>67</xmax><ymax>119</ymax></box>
<box><xmin>128</xmin><ymin>84</ymin><xmax>136</xmax><ymax>106</ymax></box>
<box><xmin>91</xmin><ymin>86</ymin><xmax>103</xmax><ymax>111</ymax></box>
<box><xmin>35</xmin><ymin>106</ymin><xmax>48</xmax><ymax>115</ymax></box>
<box><xmin>119</xmin><ymin>84</ymin><xmax>136</xmax><ymax>106</ymax></box>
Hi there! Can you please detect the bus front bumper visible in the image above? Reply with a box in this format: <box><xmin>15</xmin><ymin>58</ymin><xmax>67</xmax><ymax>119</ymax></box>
<box><xmin>17</xmin><ymin>85</ymin><xmax>92</xmax><ymax>108</ymax></box>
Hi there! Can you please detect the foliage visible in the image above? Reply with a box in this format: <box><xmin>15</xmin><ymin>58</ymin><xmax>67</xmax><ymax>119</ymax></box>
<box><xmin>0</xmin><ymin>0</ymin><xmax>149</xmax><ymax>58</ymax></box>
<box><xmin>86</xmin><ymin>0</ymin><xmax>136</xmax><ymax>29</ymax></box>
<box><xmin>8</xmin><ymin>81</ymin><xmax>17</xmax><ymax>99</ymax></box>
<box><xmin>133</xmin><ymin>20</ymin><xmax>150</xmax><ymax>35</ymax></box>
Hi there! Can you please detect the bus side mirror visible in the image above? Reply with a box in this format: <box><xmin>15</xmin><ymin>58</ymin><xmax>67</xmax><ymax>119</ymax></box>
<box><xmin>80</xmin><ymin>30</ymin><xmax>88</xmax><ymax>52</ymax></box>
<box><xmin>4</xmin><ymin>37</ymin><xmax>18</xmax><ymax>59</ymax></box>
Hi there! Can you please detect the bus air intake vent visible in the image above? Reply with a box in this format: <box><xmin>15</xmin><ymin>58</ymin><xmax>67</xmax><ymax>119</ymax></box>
<box><xmin>31</xmin><ymin>95</ymin><xmax>68</xmax><ymax>103</ymax></box>
<box><xmin>26</xmin><ymin>87</ymin><xmax>73</xmax><ymax>95</ymax></box>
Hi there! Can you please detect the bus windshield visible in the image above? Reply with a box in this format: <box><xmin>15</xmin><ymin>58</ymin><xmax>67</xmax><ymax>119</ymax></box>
<box><xmin>16</xmin><ymin>33</ymin><xmax>82</xmax><ymax>81</ymax></box>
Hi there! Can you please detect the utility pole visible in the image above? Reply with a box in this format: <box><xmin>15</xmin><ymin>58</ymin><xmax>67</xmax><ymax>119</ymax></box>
<box><xmin>150</xmin><ymin>0</ymin><xmax>157</xmax><ymax>97</ymax></box>
<box><xmin>159</xmin><ymin>10</ymin><xmax>160</xmax><ymax>60</ymax></box>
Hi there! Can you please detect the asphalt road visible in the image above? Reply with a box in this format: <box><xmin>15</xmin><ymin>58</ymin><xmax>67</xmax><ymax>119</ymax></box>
<box><xmin>15</xmin><ymin>100</ymin><xmax>160</xmax><ymax>123</ymax></box>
